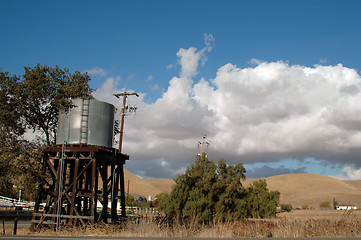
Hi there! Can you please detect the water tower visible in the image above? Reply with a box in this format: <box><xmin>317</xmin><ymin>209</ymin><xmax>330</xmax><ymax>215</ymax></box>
<box><xmin>32</xmin><ymin>98</ymin><xmax>129</xmax><ymax>230</ymax></box>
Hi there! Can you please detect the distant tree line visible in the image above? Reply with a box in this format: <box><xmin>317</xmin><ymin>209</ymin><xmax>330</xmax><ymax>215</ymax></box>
<box><xmin>157</xmin><ymin>153</ymin><xmax>280</xmax><ymax>223</ymax></box>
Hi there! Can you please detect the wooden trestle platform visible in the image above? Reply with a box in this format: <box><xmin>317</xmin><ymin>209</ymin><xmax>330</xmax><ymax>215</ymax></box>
<box><xmin>31</xmin><ymin>144</ymin><xmax>129</xmax><ymax>230</ymax></box>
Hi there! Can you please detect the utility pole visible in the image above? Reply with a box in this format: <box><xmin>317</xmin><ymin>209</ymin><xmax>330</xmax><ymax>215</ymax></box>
<box><xmin>198</xmin><ymin>135</ymin><xmax>210</xmax><ymax>154</ymax></box>
<box><xmin>114</xmin><ymin>92</ymin><xmax>139</xmax><ymax>153</ymax></box>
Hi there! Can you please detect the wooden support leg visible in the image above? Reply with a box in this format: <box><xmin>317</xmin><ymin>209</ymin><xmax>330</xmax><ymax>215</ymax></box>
<box><xmin>119</xmin><ymin>164</ymin><xmax>126</xmax><ymax>218</ymax></box>
<box><xmin>90</xmin><ymin>158</ymin><xmax>96</xmax><ymax>224</ymax></box>
<box><xmin>101</xmin><ymin>163</ymin><xmax>108</xmax><ymax>223</ymax></box>
<box><xmin>111</xmin><ymin>161</ymin><xmax>117</xmax><ymax>221</ymax></box>
<box><xmin>69</xmin><ymin>158</ymin><xmax>79</xmax><ymax>225</ymax></box>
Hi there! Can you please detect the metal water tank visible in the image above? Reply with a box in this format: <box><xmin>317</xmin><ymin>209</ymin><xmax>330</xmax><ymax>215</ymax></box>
<box><xmin>56</xmin><ymin>98</ymin><xmax>115</xmax><ymax>147</ymax></box>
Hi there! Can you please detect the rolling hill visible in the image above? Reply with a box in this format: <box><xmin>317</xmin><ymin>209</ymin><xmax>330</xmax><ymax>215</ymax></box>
<box><xmin>123</xmin><ymin>169</ymin><xmax>174</xmax><ymax>199</ymax></box>
<box><xmin>243</xmin><ymin>174</ymin><xmax>361</xmax><ymax>209</ymax></box>
<box><xmin>124</xmin><ymin>170</ymin><xmax>361</xmax><ymax>209</ymax></box>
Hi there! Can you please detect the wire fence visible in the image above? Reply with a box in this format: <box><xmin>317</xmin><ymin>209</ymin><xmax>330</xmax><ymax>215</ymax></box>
<box><xmin>0</xmin><ymin>196</ymin><xmax>35</xmax><ymax>208</ymax></box>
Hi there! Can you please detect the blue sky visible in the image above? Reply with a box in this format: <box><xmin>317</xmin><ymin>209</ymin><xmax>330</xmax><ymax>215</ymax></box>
<box><xmin>2</xmin><ymin>0</ymin><xmax>361</xmax><ymax>179</ymax></box>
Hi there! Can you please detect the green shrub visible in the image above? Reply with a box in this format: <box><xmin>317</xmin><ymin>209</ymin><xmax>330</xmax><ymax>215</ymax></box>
<box><xmin>281</xmin><ymin>203</ymin><xmax>292</xmax><ymax>212</ymax></box>
<box><xmin>319</xmin><ymin>201</ymin><xmax>331</xmax><ymax>209</ymax></box>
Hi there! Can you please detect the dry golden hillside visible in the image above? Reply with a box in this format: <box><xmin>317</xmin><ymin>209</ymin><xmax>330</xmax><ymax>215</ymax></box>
<box><xmin>123</xmin><ymin>169</ymin><xmax>166</xmax><ymax>199</ymax></box>
<box><xmin>343</xmin><ymin>180</ymin><xmax>361</xmax><ymax>190</ymax></box>
<box><xmin>123</xmin><ymin>170</ymin><xmax>361</xmax><ymax>209</ymax></box>
<box><xmin>244</xmin><ymin>174</ymin><xmax>361</xmax><ymax>209</ymax></box>
<box><xmin>144</xmin><ymin>178</ymin><xmax>175</xmax><ymax>194</ymax></box>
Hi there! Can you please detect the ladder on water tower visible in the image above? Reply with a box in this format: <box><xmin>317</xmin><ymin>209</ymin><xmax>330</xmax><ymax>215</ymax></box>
<box><xmin>80</xmin><ymin>99</ymin><xmax>89</xmax><ymax>144</ymax></box>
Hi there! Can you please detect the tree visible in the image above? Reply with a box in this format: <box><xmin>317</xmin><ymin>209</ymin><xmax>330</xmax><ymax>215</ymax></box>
<box><xmin>0</xmin><ymin>127</ymin><xmax>43</xmax><ymax>200</ymax></box>
<box><xmin>0</xmin><ymin>72</ymin><xmax>24</xmax><ymax>136</ymax></box>
<box><xmin>246</xmin><ymin>180</ymin><xmax>280</xmax><ymax>218</ymax></box>
<box><xmin>3</xmin><ymin>64</ymin><xmax>93</xmax><ymax>145</ymax></box>
<box><xmin>0</xmin><ymin>131</ymin><xmax>18</xmax><ymax>198</ymax></box>
<box><xmin>126</xmin><ymin>196</ymin><xmax>137</xmax><ymax>207</ymax></box>
<box><xmin>214</xmin><ymin>158</ymin><xmax>248</xmax><ymax>221</ymax></box>
<box><xmin>157</xmin><ymin>153</ymin><xmax>280</xmax><ymax>223</ymax></box>
<box><xmin>333</xmin><ymin>197</ymin><xmax>338</xmax><ymax>210</ymax></box>
<box><xmin>158</xmin><ymin>153</ymin><xmax>226</xmax><ymax>223</ymax></box>
<box><xmin>0</xmin><ymin>64</ymin><xmax>93</xmax><ymax>199</ymax></box>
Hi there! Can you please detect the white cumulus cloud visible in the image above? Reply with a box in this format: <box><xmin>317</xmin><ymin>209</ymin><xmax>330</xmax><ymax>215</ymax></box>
<box><xmin>93</xmin><ymin>76</ymin><xmax>123</xmax><ymax>106</ymax></box>
<box><xmin>93</xmin><ymin>42</ymin><xmax>361</xmax><ymax>179</ymax></box>
<box><xmin>335</xmin><ymin>166</ymin><xmax>361</xmax><ymax>180</ymax></box>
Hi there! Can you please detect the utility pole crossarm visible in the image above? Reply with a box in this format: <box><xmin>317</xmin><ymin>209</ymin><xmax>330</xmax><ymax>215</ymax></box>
<box><xmin>114</xmin><ymin>92</ymin><xmax>139</xmax><ymax>98</ymax></box>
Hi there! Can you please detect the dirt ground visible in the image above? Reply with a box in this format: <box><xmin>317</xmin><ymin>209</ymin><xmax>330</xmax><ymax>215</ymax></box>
<box><xmin>278</xmin><ymin>209</ymin><xmax>361</xmax><ymax>220</ymax></box>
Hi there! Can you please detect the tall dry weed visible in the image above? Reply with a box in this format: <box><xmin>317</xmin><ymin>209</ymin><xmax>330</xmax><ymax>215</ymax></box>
<box><xmin>14</xmin><ymin>210</ymin><xmax>361</xmax><ymax>238</ymax></box>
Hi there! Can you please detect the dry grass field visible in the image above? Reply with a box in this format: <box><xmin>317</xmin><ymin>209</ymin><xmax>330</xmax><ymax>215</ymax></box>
<box><xmin>278</xmin><ymin>209</ymin><xmax>361</xmax><ymax>219</ymax></box>
<box><xmin>9</xmin><ymin>209</ymin><xmax>361</xmax><ymax>238</ymax></box>
<box><xmin>11</xmin><ymin>172</ymin><xmax>357</xmax><ymax>237</ymax></box>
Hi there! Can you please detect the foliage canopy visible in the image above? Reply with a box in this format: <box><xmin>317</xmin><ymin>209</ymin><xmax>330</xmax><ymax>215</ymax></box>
<box><xmin>157</xmin><ymin>153</ymin><xmax>280</xmax><ymax>223</ymax></box>
<box><xmin>1</xmin><ymin>64</ymin><xmax>93</xmax><ymax>145</ymax></box>
<box><xmin>0</xmin><ymin>64</ymin><xmax>93</xmax><ymax>199</ymax></box>
<box><xmin>281</xmin><ymin>203</ymin><xmax>293</xmax><ymax>212</ymax></box>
